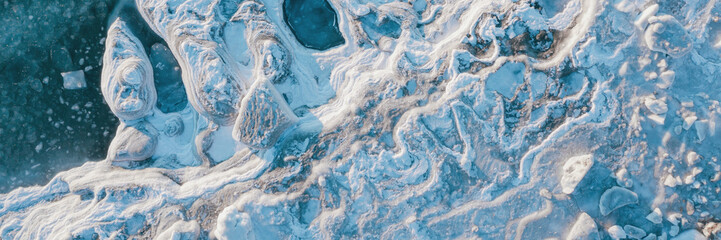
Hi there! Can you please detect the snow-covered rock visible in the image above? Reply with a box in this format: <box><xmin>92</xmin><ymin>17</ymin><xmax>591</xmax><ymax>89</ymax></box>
<box><xmin>101</xmin><ymin>19</ymin><xmax>157</xmax><ymax>121</ymax></box>
<box><xmin>232</xmin><ymin>81</ymin><xmax>297</xmax><ymax>149</ymax></box>
<box><xmin>107</xmin><ymin>122</ymin><xmax>158</xmax><ymax>162</ymax></box>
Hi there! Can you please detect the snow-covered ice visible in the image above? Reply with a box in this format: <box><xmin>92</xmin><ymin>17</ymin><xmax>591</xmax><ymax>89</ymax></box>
<box><xmin>2</xmin><ymin>0</ymin><xmax>721</xmax><ymax>239</ymax></box>
<box><xmin>60</xmin><ymin>70</ymin><xmax>87</xmax><ymax>90</ymax></box>
<box><xmin>561</xmin><ymin>154</ymin><xmax>594</xmax><ymax>194</ymax></box>
<box><xmin>600</xmin><ymin>186</ymin><xmax>639</xmax><ymax>216</ymax></box>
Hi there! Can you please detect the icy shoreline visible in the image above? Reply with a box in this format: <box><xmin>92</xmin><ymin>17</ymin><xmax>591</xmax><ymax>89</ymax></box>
<box><xmin>3</xmin><ymin>0</ymin><xmax>721</xmax><ymax>239</ymax></box>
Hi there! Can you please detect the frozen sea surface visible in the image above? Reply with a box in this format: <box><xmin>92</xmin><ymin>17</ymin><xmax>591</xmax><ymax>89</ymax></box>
<box><xmin>2</xmin><ymin>0</ymin><xmax>721</xmax><ymax>239</ymax></box>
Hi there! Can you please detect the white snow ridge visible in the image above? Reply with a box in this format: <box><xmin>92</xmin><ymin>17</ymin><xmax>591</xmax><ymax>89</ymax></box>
<box><xmin>2</xmin><ymin>0</ymin><xmax>721</xmax><ymax>239</ymax></box>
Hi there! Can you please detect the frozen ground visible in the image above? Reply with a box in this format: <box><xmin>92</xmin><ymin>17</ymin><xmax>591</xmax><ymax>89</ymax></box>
<box><xmin>2</xmin><ymin>0</ymin><xmax>721</xmax><ymax>239</ymax></box>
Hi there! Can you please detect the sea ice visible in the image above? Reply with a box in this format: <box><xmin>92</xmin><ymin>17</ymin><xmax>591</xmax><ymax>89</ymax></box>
<box><xmin>3</xmin><ymin>0</ymin><xmax>721</xmax><ymax>239</ymax></box>
<box><xmin>624</xmin><ymin>225</ymin><xmax>647</xmax><ymax>239</ymax></box>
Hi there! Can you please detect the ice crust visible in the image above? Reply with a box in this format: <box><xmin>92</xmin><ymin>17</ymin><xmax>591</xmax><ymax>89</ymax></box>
<box><xmin>2</xmin><ymin>0</ymin><xmax>721</xmax><ymax>239</ymax></box>
<box><xmin>561</xmin><ymin>154</ymin><xmax>594</xmax><ymax>194</ymax></box>
<box><xmin>600</xmin><ymin>186</ymin><xmax>639</xmax><ymax>216</ymax></box>
<box><xmin>566</xmin><ymin>212</ymin><xmax>600</xmax><ymax>240</ymax></box>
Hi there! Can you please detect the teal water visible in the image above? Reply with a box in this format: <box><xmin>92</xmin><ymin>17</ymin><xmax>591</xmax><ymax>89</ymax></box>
<box><xmin>0</xmin><ymin>0</ymin><xmax>186</xmax><ymax>193</ymax></box>
<box><xmin>283</xmin><ymin>0</ymin><xmax>345</xmax><ymax>50</ymax></box>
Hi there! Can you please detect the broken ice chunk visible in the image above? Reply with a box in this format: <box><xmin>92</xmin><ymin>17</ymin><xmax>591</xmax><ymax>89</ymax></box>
<box><xmin>608</xmin><ymin>225</ymin><xmax>627</xmax><ymax>240</ymax></box>
<box><xmin>624</xmin><ymin>225</ymin><xmax>647</xmax><ymax>239</ymax></box>
<box><xmin>107</xmin><ymin>122</ymin><xmax>158</xmax><ymax>162</ymax></box>
<box><xmin>485</xmin><ymin>62</ymin><xmax>524</xmax><ymax>99</ymax></box>
<box><xmin>599</xmin><ymin>186</ymin><xmax>639</xmax><ymax>216</ymax></box>
<box><xmin>616</xmin><ymin>168</ymin><xmax>634</xmax><ymax>188</ymax></box>
<box><xmin>686</xmin><ymin>152</ymin><xmax>699</xmax><ymax>166</ymax></box>
<box><xmin>657</xmin><ymin>71</ymin><xmax>675</xmax><ymax>89</ymax></box>
<box><xmin>695</xmin><ymin>120</ymin><xmax>709</xmax><ymax>141</ymax></box>
<box><xmin>647</xmin><ymin>208</ymin><xmax>663</xmax><ymax>224</ymax></box>
<box><xmin>566</xmin><ymin>212</ymin><xmax>600</xmax><ymax>240</ymax></box>
<box><xmin>232</xmin><ymin>81</ymin><xmax>298</xmax><ymax>149</ymax></box>
<box><xmin>561</xmin><ymin>154</ymin><xmax>594</xmax><ymax>194</ymax></box>
<box><xmin>644</xmin><ymin>15</ymin><xmax>692</xmax><ymax>58</ymax></box>
<box><xmin>645</xmin><ymin>96</ymin><xmax>668</xmax><ymax>115</ymax></box>
<box><xmin>684</xmin><ymin>115</ymin><xmax>698</xmax><ymax>130</ymax></box>
<box><xmin>61</xmin><ymin>70</ymin><xmax>87</xmax><ymax>90</ymax></box>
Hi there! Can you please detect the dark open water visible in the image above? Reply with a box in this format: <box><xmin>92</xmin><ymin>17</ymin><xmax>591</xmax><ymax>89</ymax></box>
<box><xmin>0</xmin><ymin>0</ymin><xmax>118</xmax><ymax>193</ymax></box>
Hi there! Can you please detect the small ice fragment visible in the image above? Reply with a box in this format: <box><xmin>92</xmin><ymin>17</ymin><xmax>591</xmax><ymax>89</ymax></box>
<box><xmin>624</xmin><ymin>225</ymin><xmax>647</xmax><ymax>239</ymax></box>
<box><xmin>648</xmin><ymin>114</ymin><xmax>666</xmax><ymax>125</ymax></box>
<box><xmin>695</xmin><ymin>120</ymin><xmax>709</xmax><ymax>141</ymax></box>
<box><xmin>664</xmin><ymin>175</ymin><xmax>679</xmax><ymax>187</ymax></box>
<box><xmin>647</xmin><ymin>208</ymin><xmax>663</xmax><ymax>224</ymax></box>
<box><xmin>616</xmin><ymin>168</ymin><xmax>633</xmax><ymax>188</ymax></box>
<box><xmin>608</xmin><ymin>225</ymin><xmax>627</xmax><ymax>240</ymax></box>
<box><xmin>669</xmin><ymin>225</ymin><xmax>680</xmax><ymax>236</ymax></box>
<box><xmin>686</xmin><ymin>152</ymin><xmax>699</xmax><ymax>166</ymax></box>
<box><xmin>566</xmin><ymin>212</ymin><xmax>600</xmax><ymax>240</ymax></box>
<box><xmin>684</xmin><ymin>115</ymin><xmax>698</xmax><ymax>130</ymax></box>
<box><xmin>561</xmin><ymin>154</ymin><xmax>594</xmax><ymax>194</ymax></box>
<box><xmin>61</xmin><ymin>70</ymin><xmax>87</xmax><ymax>90</ymax></box>
<box><xmin>645</xmin><ymin>97</ymin><xmax>668</xmax><ymax>115</ymax></box>
<box><xmin>599</xmin><ymin>186</ymin><xmax>639</xmax><ymax>216</ymax></box>
<box><xmin>657</xmin><ymin>71</ymin><xmax>675</xmax><ymax>89</ymax></box>
<box><xmin>667</xmin><ymin>213</ymin><xmax>682</xmax><ymax>225</ymax></box>
<box><xmin>644</xmin><ymin>233</ymin><xmax>658</xmax><ymax>240</ymax></box>
<box><xmin>34</xmin><ymin>142</ymin><xmax>43</xmax><ymax>152</ymax></box>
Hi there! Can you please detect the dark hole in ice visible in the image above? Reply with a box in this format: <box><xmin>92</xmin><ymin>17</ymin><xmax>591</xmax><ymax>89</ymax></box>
<box><xmin>283</xmin><ymin>0</ymin><xmax>345</xmax><ymax>50</ymax></box>
<box><xmin>150</xmin><ymin>43</ymin><xmax>188</xmax><ymax>113</ymax></box>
